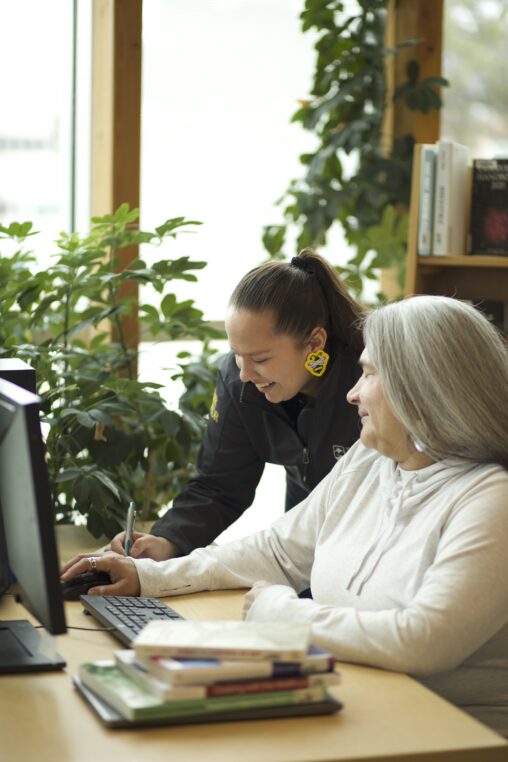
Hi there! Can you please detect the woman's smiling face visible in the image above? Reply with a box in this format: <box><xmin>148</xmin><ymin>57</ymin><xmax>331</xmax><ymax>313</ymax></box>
<box><xmin>346</xmin><ymin>348</ymin><xmax>432</xmax><ymax>469</ymax></box>
<box><xmin>225</xmin><ymin>307</ymin><xmax>327</xmax><ymax>403</ymax></box>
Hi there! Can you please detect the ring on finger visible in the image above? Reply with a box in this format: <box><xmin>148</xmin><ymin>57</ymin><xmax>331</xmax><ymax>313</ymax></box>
<box><xmin>89</xmin><ymin>556</ymin><xmax>99</xmax><ymax>571</ymax></box>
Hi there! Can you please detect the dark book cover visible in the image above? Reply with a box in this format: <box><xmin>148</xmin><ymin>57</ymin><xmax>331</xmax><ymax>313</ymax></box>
<box><xmin>470</xmin><ymin>159</ymin><xmax>508</xmax><ymax>255</ymax></box>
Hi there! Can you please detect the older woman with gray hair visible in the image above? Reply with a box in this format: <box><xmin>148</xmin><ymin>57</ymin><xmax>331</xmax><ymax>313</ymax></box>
<box><xmin>62</xmin><ymin>295</ymin><xmax>508</xmax><ymax>736</ymax></box>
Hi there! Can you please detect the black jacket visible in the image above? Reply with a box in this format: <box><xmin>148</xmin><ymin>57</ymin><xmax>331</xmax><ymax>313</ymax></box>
<box><xmin>151</xmin><ymin>348</ymin><xmax>362</xmax><ymax>553</ymax></box>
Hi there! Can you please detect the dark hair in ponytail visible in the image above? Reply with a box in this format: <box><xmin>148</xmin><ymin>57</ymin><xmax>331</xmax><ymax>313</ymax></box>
<box><xmin>229</xmin><ymin>249</ymin><xmax>365</xmax><ymax>354</ymax></box>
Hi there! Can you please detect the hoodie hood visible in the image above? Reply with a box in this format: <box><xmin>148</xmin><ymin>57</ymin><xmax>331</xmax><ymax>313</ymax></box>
<box><xmin>345</xmin><ymin>456</ymin><xmax>475</xmax><ymax>596</ymax></box>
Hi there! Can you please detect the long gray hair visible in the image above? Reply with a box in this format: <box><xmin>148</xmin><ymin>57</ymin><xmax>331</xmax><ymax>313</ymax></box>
<box><xmin>364</xmin><ymin>295</ymin><xmax>508</xmax><ymax>468</ymax></box>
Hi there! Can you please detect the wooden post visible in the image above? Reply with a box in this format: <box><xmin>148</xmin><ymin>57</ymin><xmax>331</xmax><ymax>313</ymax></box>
<box><xmin>91</xmin><ymin>0</ymin><xmax>142</xmax><ymax>371</ymax></box>
<box><xmin>392</xmin><ymin>0</ymin><xmax>444</xmax><ymax>145</ymax></box>
<box><xmin>380</xmin><ymin>0</ymin><xmax>444</xmax><ymax>298</ymax></box>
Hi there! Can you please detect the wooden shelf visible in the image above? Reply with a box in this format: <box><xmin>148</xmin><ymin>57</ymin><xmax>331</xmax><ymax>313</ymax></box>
<box><xmin>416</xmin><ymin>255</ymin><xmax>508</xmax><ymax>268</ymax></box>
<box><xmin>405</xmin><ymin>146</ymin><xmax>508</xmax><ymax>305</ymax></box>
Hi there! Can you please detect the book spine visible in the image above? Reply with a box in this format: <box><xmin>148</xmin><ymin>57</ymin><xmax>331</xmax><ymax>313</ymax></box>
<box><xmin>135</xmin><ymin>645</ymin><xmax>306</xmax><ymax>662</ymax></box>
<box><xmin>142</xmin><ymin>684</ymin><xmax>329</xmax><ymax>720</ymax></box>
<box><xmin>417</xmin><ymin>145</ymin><xmax>436</xmax><ymax>256</ymax></box>
<box><xmin>139</xmin><ymin>653</ymin><xmax>336</xmax><ymax>686</ymax></box>
<box><xmin>137</xmin><ymin>654</ymin><xmax>273</xmax><ymax>685</ymax></box>
<box><xmin>201</xmin><ymin>685</ymin><xmax>328</xmax><ymax>714</ymax></box>
<box><xmin>206</xmin><ymin>672</ymin><xmax>339</xmax><ymax>698</ymax></box>
<box><xmin>432</xmin><ymin>141</ymin><xmax>450</xmax><ymax>256</ymax></box>
<box><xmin>273</xmin><ymin>657</ymin><xmax>335</xmax><ymax>676</ymax></box>
<box><xmin>447</xmin><ymin>145</ymin><xmax>469</xmax><ymax>256</ymax></box>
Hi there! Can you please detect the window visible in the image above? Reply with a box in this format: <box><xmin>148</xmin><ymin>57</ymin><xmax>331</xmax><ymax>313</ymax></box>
<box><xmin>140</xmin><ymin>2</ymin><xmax>317</xmax><ymax>534</ymax></box>
<box><xmin>140</xmin><ymin>0</ymin><xmax>316</xmax><ymax>321</ymax></box>
<box><xmin>0</xmin><ymin>0</ymin><xmax>91</xmax><ymax>263</ymax></box>
<box><xmin>441</xmin><ymin>0</ymin><xmax>508</xmax><ymax>157</ymax></box>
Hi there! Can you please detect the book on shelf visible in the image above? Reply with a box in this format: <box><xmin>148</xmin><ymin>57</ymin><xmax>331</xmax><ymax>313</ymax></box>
<box><xmin>137</xmin><ymin>642</ymin><xmax>336</xmax><ymax>686</ymax></box>
<box><xmin>416</xmin><ymin>143</ymin><xmax>437</xmax><ymax>256</ymax></box>
<box><xmin>432</xmin><ymin>139</ymin><xmax>469</xmax><ymax>256</ymax></box>
<box><xmin>77</xmin><ymin>660</ymin><xmax>330</xmax><ymax>723</ymax></box>
<box><xmin>115</xmin><ymin>649</ymin><xmax>340</xmax><ymax>701</ymax></box>
<box><xmin>470</xmin><ymin>158</ymin><xmax>508</xmax><ymax>255</ymax></box>
<box><xmin>132</xmin><ymin>619</ymin><xmax>310</xmax><ymax>662</ymax></box>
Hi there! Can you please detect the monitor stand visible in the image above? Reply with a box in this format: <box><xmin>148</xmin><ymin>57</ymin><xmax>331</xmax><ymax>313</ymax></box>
<box><xmin>0</xmin><ymin>619</ymin><xmax>66</xmax><ymax>673</ymax></box>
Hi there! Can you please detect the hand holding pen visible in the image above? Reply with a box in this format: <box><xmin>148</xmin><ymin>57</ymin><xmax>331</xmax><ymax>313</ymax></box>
<box><xmin>124</xmin><ymin>501</ymin><xmax>136</xmax><ymax>556</ymax></box>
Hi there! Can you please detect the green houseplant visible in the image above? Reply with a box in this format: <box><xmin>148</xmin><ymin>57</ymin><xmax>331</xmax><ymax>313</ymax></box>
<box><xmin>0</xmin><ymin>206</ymin><xmax>222</xmax><ymax>538</ymax></box>
<box><xmin>263</xmin><ymin>0</ymin><xmax>447</xmax><ymax>299</ymax></box>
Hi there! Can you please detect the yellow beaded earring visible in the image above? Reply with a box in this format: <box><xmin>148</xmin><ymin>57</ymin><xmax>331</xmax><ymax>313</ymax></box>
<box><xmin>304</xmin><ymin>349</ymin><xmax>330</xmax><ymax>377</ymax></box>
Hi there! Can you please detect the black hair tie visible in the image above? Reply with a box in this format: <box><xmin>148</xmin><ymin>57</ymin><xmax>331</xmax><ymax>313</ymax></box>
<box><xmin>290</xmin><ymin>256</ymin><xmax>314</xmax><ymax>275</ymax></box>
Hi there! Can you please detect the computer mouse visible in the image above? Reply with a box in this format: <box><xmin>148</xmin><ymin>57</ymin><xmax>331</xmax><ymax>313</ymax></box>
<box><xmin>61</xmin><ymin>570</ymin><xmax>112</xmax><ymax>601</ymax></box>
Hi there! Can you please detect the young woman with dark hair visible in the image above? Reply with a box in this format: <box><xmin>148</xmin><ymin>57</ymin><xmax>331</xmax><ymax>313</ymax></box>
<box><xmin>103</xmin><ymin>250</ymin><xmax>366</xmax><ymax>561</ymax></box>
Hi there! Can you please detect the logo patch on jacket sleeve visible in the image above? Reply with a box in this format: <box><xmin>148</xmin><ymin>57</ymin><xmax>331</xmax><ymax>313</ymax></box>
<box><xmin>210</xmin><ymin>389</ymin><xmax>219</xmax><ymax>422</ymax></box>
<box><xmin>333</xmin><ymin>445</ymin><xmax>348</xmax><ymax>460</ymax></box>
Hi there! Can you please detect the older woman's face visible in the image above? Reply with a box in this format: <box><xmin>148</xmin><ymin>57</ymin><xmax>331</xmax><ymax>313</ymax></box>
<box><xmin>347</xmin><ymin>349</ymin><xmax>417</xmax><ymax>468</ymax></box>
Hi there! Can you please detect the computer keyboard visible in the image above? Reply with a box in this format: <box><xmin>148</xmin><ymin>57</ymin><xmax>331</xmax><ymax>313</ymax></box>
<box><xmin>80</xmin><ymin>594</ymin><xmax>185</xmax><ymax>646</ymax></box>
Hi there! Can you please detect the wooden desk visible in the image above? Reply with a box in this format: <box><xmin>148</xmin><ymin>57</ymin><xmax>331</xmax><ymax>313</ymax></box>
<box><xmin>1</xmin><ymin>528</ymin><xmax>507</xmax><ymax>762</ymax></box>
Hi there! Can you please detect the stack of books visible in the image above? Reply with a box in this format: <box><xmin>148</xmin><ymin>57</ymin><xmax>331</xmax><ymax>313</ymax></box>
<box><xmin>414</xmin><ymin>141</ymin><xmax>508</xmax><ymax>258</ymax></box>
<box><xmin>414</xmin><ymin>139</ymin><xmax>470</xmax><ymax>257</ymax></box>
<box><xmin>74</xmin><ymin>620</ymin><xmax>342</xmax><ymax>727</ymax></box>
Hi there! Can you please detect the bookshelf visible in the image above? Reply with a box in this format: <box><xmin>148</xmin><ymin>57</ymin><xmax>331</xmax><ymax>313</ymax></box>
<box><xmin>405</xmin><ymin>146</ymin><xmax>508</xmax><ymax>308</ymax></box>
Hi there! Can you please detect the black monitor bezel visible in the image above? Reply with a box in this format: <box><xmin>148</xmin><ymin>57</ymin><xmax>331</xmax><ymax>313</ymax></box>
<box><xmin>0</xmin><ymin>377</ymin><xmax>66</xmax><ymax>636</ymax></box>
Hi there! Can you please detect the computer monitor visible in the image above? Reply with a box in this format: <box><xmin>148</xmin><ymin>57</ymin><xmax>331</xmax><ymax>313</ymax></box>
<box><xmin>0</xmin><ymin>377</ymin><xmax>66</xmax><ymax>672</ymax></box>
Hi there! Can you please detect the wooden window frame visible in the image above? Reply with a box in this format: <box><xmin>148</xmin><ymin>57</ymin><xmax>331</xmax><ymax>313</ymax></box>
<box><xmin>91</xmin><ymin>0</ymin><xmax>142</xmax><ymax>363</ymax></box>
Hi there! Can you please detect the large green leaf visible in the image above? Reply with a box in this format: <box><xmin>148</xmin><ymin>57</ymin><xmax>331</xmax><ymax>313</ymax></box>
<box><xmin>0</xmin><ymin>204</ymin><xmax>219</xmax><ymax>535</ymax></box>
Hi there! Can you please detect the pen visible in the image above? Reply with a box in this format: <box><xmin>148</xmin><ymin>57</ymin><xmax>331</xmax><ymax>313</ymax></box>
<box><xmin>124</xmin><ymin>501</ymin><xmax>136</xmax><ymax>556</ymax></box>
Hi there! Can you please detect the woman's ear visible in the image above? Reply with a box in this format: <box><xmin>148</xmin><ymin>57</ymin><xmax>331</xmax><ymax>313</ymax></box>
<box><xmin>308</xmin><ymin>326</ymin><xmax>327</xmax><ymax>352</ymax></box>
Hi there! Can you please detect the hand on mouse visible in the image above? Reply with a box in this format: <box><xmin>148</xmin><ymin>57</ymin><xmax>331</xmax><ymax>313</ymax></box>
<box><xmin>60</xmin><ymin>552</ymin><xmax>141</xmax><ymax>597</ymax></box>
<box><xmin>60</xmin><ymin>550</ymin><xmax>115</xmax><ymax>576</ymax></box>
